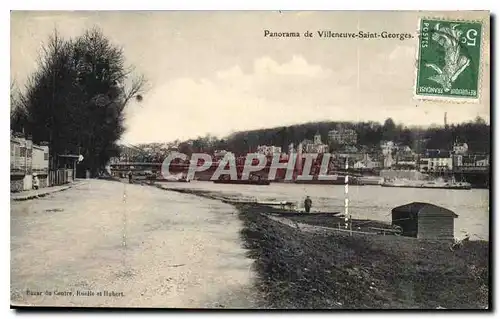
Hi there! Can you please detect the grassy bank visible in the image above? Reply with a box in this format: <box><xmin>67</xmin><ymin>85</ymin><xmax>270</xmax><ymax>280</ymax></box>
<box><xmin>161</xmin><ymin>187</ymin><xmax>489</xmax><ymax>309</ymax></box>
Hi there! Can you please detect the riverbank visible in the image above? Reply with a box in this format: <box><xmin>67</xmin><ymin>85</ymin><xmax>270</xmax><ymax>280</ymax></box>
<box><xmin>161</xmin><ymin>187</ymin><xmax>489</xmax><ymax>309</ymax></box>
<box><xmin>157</xmin><ymin>181</ymin><xmax>489</xmax><ymax>241</ymax></box>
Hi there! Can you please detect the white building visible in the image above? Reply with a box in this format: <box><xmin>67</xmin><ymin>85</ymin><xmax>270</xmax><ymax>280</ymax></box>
<box><xmin>419</xmin><ymin>150</ymin><xmax>453</xmax><ymax>171</ymax></box>
<box><xmin>257</xmin><ymin>145</ymin><xmax>282</xmax><ymax>156</ymax></box>
<box><xmin>383</xmin><ymin>152</ymin><xmax>394</xmax><ymax>168</ymax></box>
<box><xmin>396</xmin><ymin>160</ymin><xmax>417</xmax><ymax>168</ymax></box>
<box><xmin>381</xmin><ymin>141</ymin><xmax>396</xmax><ymax>155</ymax></box>
<box><xmin>452</xmin><ymin>154</ymin><xmax>462</xmax><ymax>167</ymax></box>
<box><xmin>395</xmin><ymin>151</ymin><xmax>417</xmax><ymax>168</ymax></box>
<box><xmin>419</xmin><ymin>157</ymin><xmax>453</xmax><ymax>171</ymax></box>
<box><xmin>453</xmin><ymin>142</ymin><xmax>469</xmax><ymax>155</ymax></box>
<box><xmin>355</xmin><ymin>154</ymin><xmax>382</xmax><ymax>169</ymax></box>
<box><xmin>475</xmin><ymin>158</ymin><xmax>489</xmax><ymax>166</ymax></box>
<box><xmin>302</xmin><ymin>133</ymin><xmax>329</xmax><ymax>153</ymax></box>
<box><xmin>353</xmin><ymin>161</ymin><xmax>366</xmax><ymax>169</ymax></box>
<box><xmin>10</xmin><ymin>135</ymin><xmax>50</xmax><ymax>192</ymax></box>
<box><xmin>328</xmin><ymin>126</ymin><xmax>357</xmax><ymax>145</ymax></box>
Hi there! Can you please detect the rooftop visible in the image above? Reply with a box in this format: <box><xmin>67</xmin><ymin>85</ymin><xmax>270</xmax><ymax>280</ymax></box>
<box><xmin>392</xmin><ymin>202</ymin><xmax>458</xmax><ymax>218</ymax></box>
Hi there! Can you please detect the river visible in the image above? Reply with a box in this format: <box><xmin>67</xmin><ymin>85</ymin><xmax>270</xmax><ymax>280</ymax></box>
<box><xmin>159</xmin><ymin>181</ymin><xmax>490</xmax><ymax>241</ymax></box>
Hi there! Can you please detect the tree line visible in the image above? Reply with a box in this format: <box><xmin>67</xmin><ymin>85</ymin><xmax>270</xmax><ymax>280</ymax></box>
<box><xmin>177</xmin><ymin>117</ymin><xmax>490</xmax><ymax>157</ymax></box>
<box><xmin>11</xmin><ymin>28</ymin><xmax>146</xmax><ymax>176</ymax></box>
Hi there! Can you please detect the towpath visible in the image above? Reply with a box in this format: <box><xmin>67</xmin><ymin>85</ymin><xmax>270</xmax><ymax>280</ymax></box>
<box><xmin>11</xmin><ymin>180</ymin><xmax>256</xmax><ymax>308</ymax></box>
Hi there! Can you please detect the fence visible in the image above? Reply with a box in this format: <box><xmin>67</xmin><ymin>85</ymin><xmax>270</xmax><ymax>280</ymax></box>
<box><xmin>49</xmin><ymin>169</ymin><xmax>73</xmax><ymax>186</ymax></box>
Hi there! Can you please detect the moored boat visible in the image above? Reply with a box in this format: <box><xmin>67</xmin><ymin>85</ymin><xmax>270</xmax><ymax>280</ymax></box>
<box><xmin>381</xmin><ymin>177</ymin><xmax>471</xmax><ymax>190</ymax></box>
<box><xmin>293</xmin><ymin>175</ymin><xmax>363</xmax><ymax>185</ymax></box>
<box><xmin>213</xmin><ymin>173</ymin><xmax>270</xmax><ymax>185</ymax></box>
<box><xmin>357</xmin><ymin>176</ymin><xmax>384</xmax><ymax>185</ymax></box>
<box><xmin>420</xmin><ymin>180</ymin><xmax>471</xmax><ymax>190</ymax></box>
<box><xmin>152</xmin><ymin>172</ymin><xmax>191</xmax><ymax>182</ymax></box>
<box><xmin>213</xmin><ymin>179</ymin><xmax>271</xmax><ymax>185</ymax></box>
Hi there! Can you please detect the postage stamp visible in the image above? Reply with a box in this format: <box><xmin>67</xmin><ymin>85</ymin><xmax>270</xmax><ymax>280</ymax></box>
<box><xmin>415</xmin><ymin>19</ymin><xmax>483</xmax><ymax>101</ymax></box>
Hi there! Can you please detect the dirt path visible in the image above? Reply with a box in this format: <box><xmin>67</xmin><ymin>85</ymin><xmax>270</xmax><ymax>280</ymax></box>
<box><xmin>11</xmin><ymin>180</ymin><xmax>257</xmax><ymax>308</ymax></box>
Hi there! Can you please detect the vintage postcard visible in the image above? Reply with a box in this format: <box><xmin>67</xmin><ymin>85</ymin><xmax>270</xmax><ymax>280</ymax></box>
<box><xmin>10</xmin><ymin>11</ymin><xmax>490</xmax><ymax>310</ymax></box>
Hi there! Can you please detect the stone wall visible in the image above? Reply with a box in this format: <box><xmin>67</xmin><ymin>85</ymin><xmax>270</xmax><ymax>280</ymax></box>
<box><xmin>10</xmin><ymin>174</ymin><xmax>49</xmax><ymax>192</ymax></box>
<box><xmin>10</xmin><ymin>178</ymin><xmax>24</xmax><ymax>193</ymax></box>
<box><xmin>39</xmin><ymin>176</ymin><xmax>48</xmax><ymax>188</ymax></box>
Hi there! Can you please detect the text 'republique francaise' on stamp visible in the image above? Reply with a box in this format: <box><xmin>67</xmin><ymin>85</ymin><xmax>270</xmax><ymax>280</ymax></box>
<box><xmin>414</xmin><ymin>18</ymin><xmax>483</xmax><ymax>103</ymax></box>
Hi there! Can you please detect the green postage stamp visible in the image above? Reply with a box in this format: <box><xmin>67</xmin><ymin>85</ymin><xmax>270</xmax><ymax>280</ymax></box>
<box><xmin>415</xmin><ymin>18</ymin><xmax>483</xmax><ymax>101</ymax></box>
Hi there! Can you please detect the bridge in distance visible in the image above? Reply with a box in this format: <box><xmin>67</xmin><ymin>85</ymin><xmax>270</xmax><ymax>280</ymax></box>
<box><xmin>109</xmin><ymin>162</ymin><xmax>489</xmax><ymax>187</ymax></box>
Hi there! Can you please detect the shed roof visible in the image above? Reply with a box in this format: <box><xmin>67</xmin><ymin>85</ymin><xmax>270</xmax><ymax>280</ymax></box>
<box><xmin>392</xmin><ymin>202</ymin><xmax>458</xmax><ymax>218</ymax></box>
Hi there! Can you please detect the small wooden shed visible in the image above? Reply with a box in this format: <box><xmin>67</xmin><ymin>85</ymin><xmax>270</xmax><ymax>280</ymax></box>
<box><xmin>391</xmin><ymin>202</ymin><xmax>458</xmax><ymax>240</ymax></box>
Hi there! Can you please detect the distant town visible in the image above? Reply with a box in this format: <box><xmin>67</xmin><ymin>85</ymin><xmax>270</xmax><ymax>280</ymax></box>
<box><xmin>108</xmin><ymin>116</ymin><xmax>490</xmax><ymax>188</ymax></box>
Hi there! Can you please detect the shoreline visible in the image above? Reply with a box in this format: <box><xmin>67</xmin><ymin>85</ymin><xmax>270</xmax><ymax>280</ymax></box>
<box><xmin>158</xmin><ymin>186</ymin><xmax>489</xmax><ymax>309</ymax></box>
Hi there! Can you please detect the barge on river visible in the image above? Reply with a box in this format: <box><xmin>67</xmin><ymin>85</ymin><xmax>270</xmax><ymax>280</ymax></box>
<box><xmin>293</xmin><ymin>175</ymin><xmax>364</xmax><ymax>185</ymax></box>
<box><xmin>213</xmin><ymin>173</ymin><xmax>271</xmax><ymax>185</ymax></box>
<box><xmin>381</xmin><ymin>177</ymin><xmax>471</xmax><ymax>190</ymax></box>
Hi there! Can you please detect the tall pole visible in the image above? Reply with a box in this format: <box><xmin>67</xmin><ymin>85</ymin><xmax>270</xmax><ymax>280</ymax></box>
<box><xmin>344</xmin><ymin>12</ymin><xmax>359</xmax><ymax>235</ymax></box>
<box><xmin>345</xmin><ymin>155</ymin><xmax>350</xmax><ymax>233</ymax></box>
<box><xmin>356</xmin><ymin>13</ymin><xmax>360</xmax><ymax>98</ymax></box>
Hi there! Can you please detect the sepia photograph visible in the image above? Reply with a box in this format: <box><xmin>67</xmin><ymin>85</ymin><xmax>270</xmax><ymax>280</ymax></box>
<box><xmin>10</xmin><ymin>10</ymin><xmax>490</xmax><ymax>309</ymax></box>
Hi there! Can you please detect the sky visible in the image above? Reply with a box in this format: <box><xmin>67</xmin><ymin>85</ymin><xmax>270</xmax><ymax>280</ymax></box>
<box><xmin>11</xmin><ymin>11</ymin><xmax>490</xmax><ymax>144</ymax></box>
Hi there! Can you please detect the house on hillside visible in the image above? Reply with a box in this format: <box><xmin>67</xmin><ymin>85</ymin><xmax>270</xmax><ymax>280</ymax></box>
<box><xmin>301</xmin><ymin>132</ymin><xmax>328</xmax><ymax>153</ymax></box>
<box><xmin>328</xmin><ymin>124</ymin><xmax>357</xmax><ymax>145</ymax></box>
<box><xmin>453</xmin><ymin>142</ymin><xmax>469</xmax><ymax>155</ymax></box>
<box><xmin>257</xmin><ymin>145</ymin><xmax>282</xmax><ymax>156</ymax></box>
<box><xmin>419</xmin><ymin>150</ymin><xmax>452</xmax><ymax>172</ymax></box>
